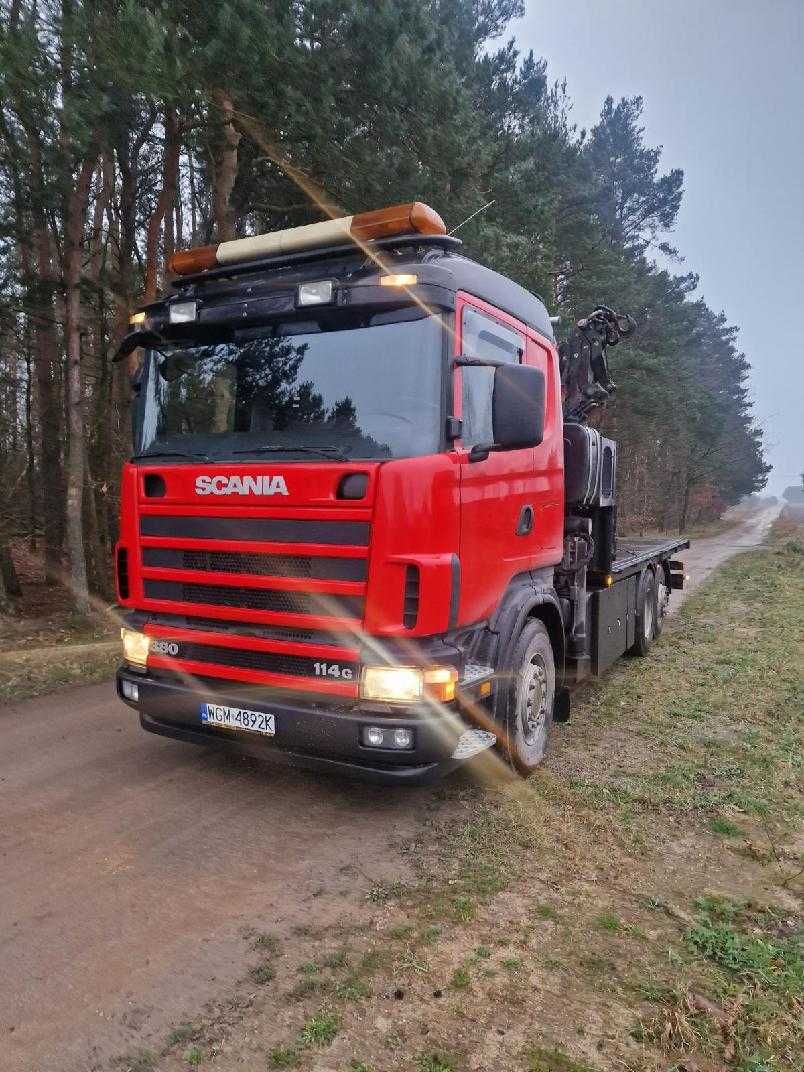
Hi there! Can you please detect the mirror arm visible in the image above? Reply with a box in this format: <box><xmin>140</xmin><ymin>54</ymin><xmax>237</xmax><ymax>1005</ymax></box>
<box><xmin>468</xmin><ymin>442</ymin><xmax>497</xmax><ymax>463</ymax></box>
<box><xmin>113</xmin><ymin>328</ymin><xmax>168</xmax><ymax>362</ymax></box>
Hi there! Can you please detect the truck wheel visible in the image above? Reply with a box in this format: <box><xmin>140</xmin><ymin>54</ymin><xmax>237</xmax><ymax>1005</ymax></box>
<box><xmin>654</xmin><ymin>564</ymin><xmax>669</xmax><ymax>638</ymax></box>
<box><xmin>629</xmin><ymin>567</ymin><xmax>657</xmax><ymax>657</ymax></box>
<box><xmin>504</xmin><ymin>619</ymin><xmax>555</xmax><ymax>775</ymax></box>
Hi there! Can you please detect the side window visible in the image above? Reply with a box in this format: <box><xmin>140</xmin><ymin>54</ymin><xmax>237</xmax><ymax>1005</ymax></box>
<box><xmin>460</xmin><ymin>306</ymin><xmax>524</xmax><ymax>447</ymax></box>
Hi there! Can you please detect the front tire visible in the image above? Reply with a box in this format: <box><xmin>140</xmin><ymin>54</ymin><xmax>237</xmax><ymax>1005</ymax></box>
<box><xmin>503</xmin><ymin>619</ymin><xmax>556</xmax><ymax>775</ymax></box>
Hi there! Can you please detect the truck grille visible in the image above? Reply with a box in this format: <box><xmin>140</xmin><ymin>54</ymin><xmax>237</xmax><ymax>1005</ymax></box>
<box><xmin>159</xmin><ymin>641</ymin><xmax>357</xmax><ymax>681</ymax></box>
<box><xmin>142</xmin><ymin>546</ymin><xmax>366</xmax><ymax>581</ymax></box>
<box><xmin>138</xmin><ymin>508</ymin><xmax>368</xmax><ymax>690</ymax></box>
<box><xmin>144</xmin><ymin>580</ymin><xmax>363</xmax><ymax>618</ymax></box>
<box><xmin>140</xmin><ymin>514</ymin><xmax>369</xmax><ymax>545</ymax></box>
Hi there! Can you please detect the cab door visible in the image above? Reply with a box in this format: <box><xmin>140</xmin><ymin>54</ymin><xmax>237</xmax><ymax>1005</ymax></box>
<box><xmin>454</xmin><ymin>295</ymin><xmax>536</xmax><ymax>625</ymax></box>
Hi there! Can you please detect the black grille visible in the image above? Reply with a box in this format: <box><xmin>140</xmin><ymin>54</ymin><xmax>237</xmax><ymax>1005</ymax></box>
<box><xmin>140</xmin><ymin>515</ymin><xmax>369</xmax><ymax>545</ymax></box>
<box><xmin>144</xmin><ymin>580</ymin><xmax>363</xmax><ymax>618</ymax></box>
<box><xmin>159</xmin><ymin>641</ymin><xmax>357</xmax><ymax>681</ymax></box>
<box><xmin>403</xmin><ymin>565</ymin><xmax>420</xmax><ymax>628</ymax></box>
<box><xmin>142</xmin><ymin>546</ymin><xmax>366</xmax><ymax>581</ymax></box>
<box><xmin>144</xmin><ymin>613</ymin><xmax>355</xmax><ymax>646</ymax></box>
<box><xmin>116</xmin><ymin>547</ymin><xmax>129</xmax><ymax>600</ymax></box>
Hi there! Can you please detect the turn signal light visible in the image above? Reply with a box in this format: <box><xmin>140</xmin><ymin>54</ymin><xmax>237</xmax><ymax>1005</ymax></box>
<box><xmin>423</xmin><ymin>667</ymin><xmax>458</xmax><ymax>703</ymax></box>
<box><xmin>169</xmin><ymin>202</ymin><xmax>446</xmax><ymax>275</ymax></box>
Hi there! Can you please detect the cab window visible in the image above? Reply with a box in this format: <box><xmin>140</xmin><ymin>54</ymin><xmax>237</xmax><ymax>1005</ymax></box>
<box><xmin>460</xmin><ymin>306</ymin><xmax>525</xmax><ymax>446</ymax></box>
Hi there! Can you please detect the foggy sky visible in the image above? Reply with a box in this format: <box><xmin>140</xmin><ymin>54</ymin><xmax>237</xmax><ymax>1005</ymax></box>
<box><xmin>512</xmin><ymin>0</ymin><xmax>803</xmax><ymax>494</ymax></box>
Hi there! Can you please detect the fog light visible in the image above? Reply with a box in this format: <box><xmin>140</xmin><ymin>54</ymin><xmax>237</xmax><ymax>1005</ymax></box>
<box><xmin>393</xmin><ymin>727</ymin><xmax>414</xmax><ymax>750</ymax></box>
<box><xmin>361</xmin><ymin>725</ymin><xmax>416</xmax><ymax>750</ymax></box>
<box><xmin>297</xmin><ymin>280</ymin><xmax>334</xmax><ymax>306</ymax></box>
<box><xmin>121</xmin><ymin>679</ymin><xmax>139</xmax><ymax>702</ymax></box>
<box><xmin>121</xmin><ymin>627</ymin><xmax>150</xmax><ymax>668</ymax></box>
<box><xmin>169</xmin><ymin>299</ymin><xmax>197</xmax><ymax>323</ymax></box>
<box><xmin>364</xmin><ymin>726</ymin><xmax>385</xmax><ymax>748</ymax></box>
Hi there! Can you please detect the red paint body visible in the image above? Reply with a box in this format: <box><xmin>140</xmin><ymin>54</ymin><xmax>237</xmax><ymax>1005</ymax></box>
<box><xmin>115</xmin><ymin>299</ymin><xmax>564</xmax><ymax>697</ymax></box>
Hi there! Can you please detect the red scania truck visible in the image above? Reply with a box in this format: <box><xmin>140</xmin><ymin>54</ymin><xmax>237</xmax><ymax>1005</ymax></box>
<box><xmin>115</xmin><ymin>201</ymin><xmax>687</xmax><ymax>783</ymax></box>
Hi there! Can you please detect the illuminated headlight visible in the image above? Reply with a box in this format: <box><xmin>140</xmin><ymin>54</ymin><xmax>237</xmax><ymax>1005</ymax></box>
<box><xmin>169</xmin><ymin>300</ymin><xmax>197</xmax><ymax>324</ymax></box>
<box><xmin>297</xmin><ymin>280</ymin><xmax>334</xmax><ymax>306</ymax></box>
<box><xmin>121</xmin><ymin>628</ymin><xmax>150</xmax><ymax>669</ymax></box>
<box><xmin>361</xmin><ymin>666</ymin><xmax>423</xmax><ymax>703</ymax></box>
<box><xmin>360</xmin><ymin>665</ymin><xmax>458</xmax><ymax>704</ymax></box>
<box><xmin>129</xmin><ymin>311</ymin><xmax>147</xmax><ymax>327</ymax></box>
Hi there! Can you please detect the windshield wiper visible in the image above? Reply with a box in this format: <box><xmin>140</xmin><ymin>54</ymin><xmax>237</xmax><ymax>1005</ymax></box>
<box><xmin>132</xmin><ymin>450</ymin><xmax>210</xmax><ymax>462</ymax></box>
<box><xmin>230</xmin><ymin>445</ymin><xmax>350</xmax><ymax>461</ymax></box>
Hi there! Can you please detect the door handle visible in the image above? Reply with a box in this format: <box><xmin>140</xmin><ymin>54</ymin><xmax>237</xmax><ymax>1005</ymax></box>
<box><xmin>516</xmin><ymin>505</ymin><xmax>534</xmax><ymax>536</ymax></box>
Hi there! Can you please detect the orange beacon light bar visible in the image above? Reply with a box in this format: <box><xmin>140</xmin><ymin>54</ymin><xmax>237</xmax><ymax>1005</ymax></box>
<box><xmin>169</xmin><ymin>202</ymin><xmax>446</xmax><ymax>276</ymax></box>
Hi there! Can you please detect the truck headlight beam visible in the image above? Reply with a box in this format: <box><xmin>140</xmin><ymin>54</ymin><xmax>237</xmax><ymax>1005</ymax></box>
<box><xmin>359</xmin><ymin>665</ymin><xmax>458</xmax><ymax>704</ymax></box>
<box><xmin>121</xmin><ymin>627</ymin><xmax>151</xmax><ymax>670</ymax></box>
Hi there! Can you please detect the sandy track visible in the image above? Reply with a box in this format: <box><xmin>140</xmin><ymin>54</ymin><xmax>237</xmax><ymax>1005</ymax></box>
<box><xmin>667</xmin><ymin>503</ymin><xmax>781</xmax><ymax>613</ymax></box>
<box><xmin>0</xmin><ymin>506</ymin><xmax>778</xmax><ymax>1072</ymax></box>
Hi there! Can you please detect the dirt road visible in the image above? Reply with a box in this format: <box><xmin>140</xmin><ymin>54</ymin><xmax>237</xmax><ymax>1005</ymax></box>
<box><xmin>667</xmin><ymin>502</ymin><xmax>781</xmax><ymax>612</ymax></box>
<box><xmin>0</xmin><ymin>506</ymin><xmax>780</xmax><ymax>1072</ymax></box>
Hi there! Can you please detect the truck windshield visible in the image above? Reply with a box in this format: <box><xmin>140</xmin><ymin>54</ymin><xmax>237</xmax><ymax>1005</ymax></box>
<box><xmin>133</xmin><ymin>311</ymin><xmax>445</xmax><ymax>461</ymax></box>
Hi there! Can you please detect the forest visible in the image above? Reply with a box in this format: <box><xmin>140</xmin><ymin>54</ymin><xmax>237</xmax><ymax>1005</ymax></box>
<box><xmin>0</xmin><ymin>0</ymin><xmax>770</xmax><ymax>614</ymax></box>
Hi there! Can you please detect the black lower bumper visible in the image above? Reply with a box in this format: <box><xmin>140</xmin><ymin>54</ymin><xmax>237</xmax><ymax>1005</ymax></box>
<box><xmin>117</xmin><ymin>668</ymin><xmax>467</xmax><ymax>785</ymax></box>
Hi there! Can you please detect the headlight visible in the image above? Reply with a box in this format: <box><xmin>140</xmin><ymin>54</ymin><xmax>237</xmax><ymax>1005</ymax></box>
<box><xmin>168</xmin><ymin>299</ymin><xmax>198</xmax><ymax>324</ymax></box>
<box><xmin>121</xmin><ymin>628</ymin><xmax>150</xmax><ymax>668</ymax></box>
<box><xmin>360</xmin><ymin>665</ymin><xmax>458</xmax><ymax>704</ymax></box>
<box><xmin>297</xmin><ymin>280</ymin><xmax>334</xmax><ymax>306</ymax></box>
<box><xmin>361</xmin><ymin>666</ymin><xmax>422</xmax><ymax>703</ymax></box>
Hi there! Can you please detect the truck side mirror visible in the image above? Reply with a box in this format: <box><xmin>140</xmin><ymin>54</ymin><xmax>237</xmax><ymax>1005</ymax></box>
<box><xmin>492</xmin><ymin>363</ymin><xmax>545</xmax><ymax>450</ymax></box>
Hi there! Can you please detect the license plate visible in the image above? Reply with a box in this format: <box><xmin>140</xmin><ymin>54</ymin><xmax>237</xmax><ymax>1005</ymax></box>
<box><xmin>200</xmin><ymin>703</ymin><xmax>276</xmax><ymax>736</ymax></box>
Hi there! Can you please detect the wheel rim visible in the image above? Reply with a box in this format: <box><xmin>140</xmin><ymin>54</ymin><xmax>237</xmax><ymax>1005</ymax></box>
<box><xmin>656</xmin><ymin>579</ymin><xmax>667</xmax><ymax>620</ymax></box>
<box><xmin>521</xmin><ymin>654</ymin><xmax>549</xmax><ymax>749</ymax></box>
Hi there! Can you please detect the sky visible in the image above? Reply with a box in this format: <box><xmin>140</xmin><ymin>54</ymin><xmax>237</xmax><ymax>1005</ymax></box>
<box><xmin>510</xmin><ymin>0</ymin><xmax>803</xmax><ymax>495</ymax></box>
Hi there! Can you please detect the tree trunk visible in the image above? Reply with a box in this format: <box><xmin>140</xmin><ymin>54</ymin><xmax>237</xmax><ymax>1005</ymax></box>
<box><xmin>63</xmin><ymin>151</ymin><xmax>99</xmax><ymax>617</ymax></box>
<box><xmin>0</xmin><ymin>545</ymin><xmax>23</xmax><ymax>600</ymax></box>
<box><xmin>175</xmin><ymin>155</ymin><xmax>184</xmax><ymax>249</ymax></box>
<box><xmin>212</xmin><ymin>88</ymin><xmax>241</xmax><ymax>241</ymax></box>
<box><xmin>24</xmin><ymin>332</ymin><xmax>37</xmax><ymax>551</ymax></box>
<box><xmin>0</xmin><ymin>549</ymin><xmax>12</xmax><ymax>614</ymax></box>
<box><xmin>144</xmin><ymin>107</ymin><xmax>180</xmax><ymax>302</ymax></box>
<box><xmin>10</xmin><ymin>125</ymin><xmax>67</xmax><ymax>583</ymax></box>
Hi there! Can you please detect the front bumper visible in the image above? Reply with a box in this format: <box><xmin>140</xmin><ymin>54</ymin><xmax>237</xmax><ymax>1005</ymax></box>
<box><xmin>116</xmin><ymin>668</ymin><xmax>474</xmax><ymax>785</ymax></box>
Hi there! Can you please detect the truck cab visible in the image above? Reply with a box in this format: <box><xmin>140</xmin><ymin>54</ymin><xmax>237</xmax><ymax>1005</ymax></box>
<box><xmin>115</xmin><ymin>202</ymin><xmax>686</xmax><ymax>783</ymax></box>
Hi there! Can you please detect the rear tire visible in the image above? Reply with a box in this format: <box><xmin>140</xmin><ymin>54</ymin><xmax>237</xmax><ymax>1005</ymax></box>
<box><xmin>654</xmin><ymin>564</ymin><xmax>669</xmax><ymax>638</ymax></box>
<box><xmin>503</xmin><ymin>619</ymin><xmax>556</xmax><ymax>776</ymax></box>
<box><xmin>629</xmin><ymin>567</ymin><xmax>657</xmax><ymax>657</ymax></box>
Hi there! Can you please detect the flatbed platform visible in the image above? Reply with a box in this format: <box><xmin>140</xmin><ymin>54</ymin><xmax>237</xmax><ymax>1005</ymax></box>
<box><xmin>610</xmin><ymin>536</ymin><xmax>690</xmax><ymax>579</ymax></box>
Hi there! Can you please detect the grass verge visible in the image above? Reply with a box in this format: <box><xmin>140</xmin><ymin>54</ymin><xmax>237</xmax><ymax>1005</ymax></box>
<box><xmin>143</xmin><ymin>521</ymin><xmax>804</xmax><ymax>1072</ymax></box>
<box><xmin>0</xmin><ymin>637</ymin><xmax>119</xmax><ymax>702</ymax></box>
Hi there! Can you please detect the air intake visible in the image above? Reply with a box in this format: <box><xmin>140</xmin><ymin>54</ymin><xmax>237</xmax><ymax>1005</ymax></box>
<box><xmin>116</xmin><ymin>546</ymin><xmax>129</xmax><ymax>600</ymax></box>
<box><xmin>403</xmin><ymin>565</ymin><xmax>420</xmax><ymax>629</ymax></box>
